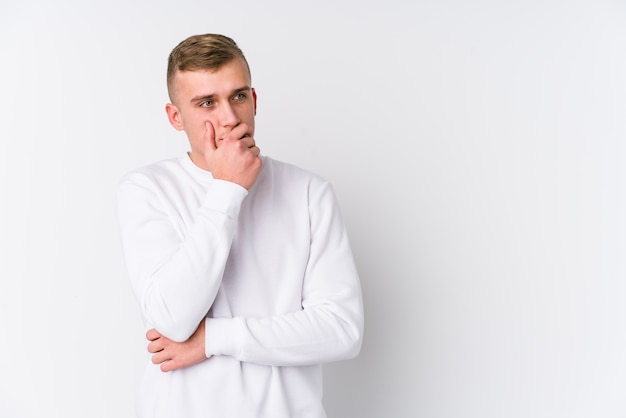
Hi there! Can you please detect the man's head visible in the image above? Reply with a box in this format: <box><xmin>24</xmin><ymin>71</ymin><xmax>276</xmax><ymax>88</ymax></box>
<box><xmin>165</xmin><ymin>33</ymin><xmax>257</xmax><ymax>170</ymax></box>
<box><xmin>167</xmin><ymin>33</ymin><xmax>251</xmax><ymax>104</ymax></box>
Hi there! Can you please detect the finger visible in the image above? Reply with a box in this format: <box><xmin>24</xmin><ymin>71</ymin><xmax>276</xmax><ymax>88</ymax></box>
<box><xmin>204</xmin><ymin>121</ymin><xmax>217</xmax><ymax>151</ymax></box>
<box><xmin>239</xmin><ymin>134</ymin><xmax>256</xmax><ymax>149</ymax></box>
<box><xmin>147</xmin><ymin>339</ymin><xmax>163</xmax><ymax>354</ymax></box>
<box><xmin>222</xmin><ymin>123</ymin><xmax>249</xmax><ymax>144</ymax></box>
<box><xmin>161</xmin><ymin>359</ymin><xmax>177</xmax><ymax>372</ymax></box>
<box><xmin>146</xmin><ymin>328</ymin><xmax>161</xmax><ymax>341</ymax></box>
<box><xmin>151</xmin><ymin>350</ymin><xmax>170</xmax><ymax>365</ymax></box>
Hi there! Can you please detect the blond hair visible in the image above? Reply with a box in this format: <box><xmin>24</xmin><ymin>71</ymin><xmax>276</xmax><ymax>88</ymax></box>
<box><xmin>166</xmin><ymin>33</ymin><xmax>251</xmax><ymax>101</ymax></box>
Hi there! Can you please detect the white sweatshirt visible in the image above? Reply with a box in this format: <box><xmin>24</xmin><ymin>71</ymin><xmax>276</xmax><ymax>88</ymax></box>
<box><xmin>117</xmin><ymin>154</ymin><xmax>363</xmax><ymax>418</ymax></box>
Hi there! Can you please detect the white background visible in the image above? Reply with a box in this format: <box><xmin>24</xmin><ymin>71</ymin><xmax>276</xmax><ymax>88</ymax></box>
<box><xmin>1</xmin><ymin>0</ymin><xmax>625</xmax><ymax>417</ymax></box>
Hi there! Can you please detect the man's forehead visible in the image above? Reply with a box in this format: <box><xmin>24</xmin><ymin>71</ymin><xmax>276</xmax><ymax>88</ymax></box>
<box><xmin>169</xmin><ymin>59</ymin><xmax>250</xmax><ymax>103</ymax></box>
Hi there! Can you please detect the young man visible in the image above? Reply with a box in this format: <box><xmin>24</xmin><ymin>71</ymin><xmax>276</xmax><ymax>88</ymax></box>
<box><xmin>117</xmin><ymin>33</ymin><xmax>363</xmax><ymax>418</ymax></box>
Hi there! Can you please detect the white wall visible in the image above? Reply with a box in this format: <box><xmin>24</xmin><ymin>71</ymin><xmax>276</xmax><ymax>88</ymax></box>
<box><xmin>1</xmin><ymin>1</ymin><xmax>625</xmax><ymax>417</ymax></box>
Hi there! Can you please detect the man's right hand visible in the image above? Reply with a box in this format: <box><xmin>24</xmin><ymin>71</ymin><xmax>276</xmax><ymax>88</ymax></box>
<box><xmin>202</xmin><ymin>121</ymin><xmax>262</xmax><ymax>190</ymax></box>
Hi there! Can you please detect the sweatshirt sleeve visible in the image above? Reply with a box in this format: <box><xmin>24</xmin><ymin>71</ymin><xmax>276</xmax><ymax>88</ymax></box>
<box><xmin>117</xmin><ymin>172</ymin><xmax>248</xmax><ymax>342</ymax></box>
<box><xmin>204</xmin><ymin>179</ymin><xmax>364</xmax><ymax>366</ymax></box>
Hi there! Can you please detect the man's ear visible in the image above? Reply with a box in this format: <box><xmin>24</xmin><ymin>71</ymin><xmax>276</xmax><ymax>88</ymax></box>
<box><xmin>165</xmin><ymin>103</ymin><xmax>184</xmax><ymax>131</ymax></box>
<box><xmin>252</xmin><ymin>88</ymin><xmax>257</xmax><ymax>116</ymax></box>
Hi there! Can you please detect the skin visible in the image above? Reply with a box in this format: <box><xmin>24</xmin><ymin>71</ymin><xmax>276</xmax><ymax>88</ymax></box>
<box><xmin>147</xmin><ymin>58</ymin><xmax>262</xmax><ymax>372</ymax></box>
<box><xmin>166</xmin><ymin>57</ymin><xmax>262</xmax><ymax>189</ymax></box>
<box><xmin>147</xmin><ymin>319</ymin><xmax>206</xmax><ymax>372</ymax></box>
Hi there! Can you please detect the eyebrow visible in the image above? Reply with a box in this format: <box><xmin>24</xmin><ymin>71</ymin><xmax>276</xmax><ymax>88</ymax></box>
<box><xmin>190</xmin><ymin>86</ymin><xmax>251</xmax><ymax>104</ymax></box>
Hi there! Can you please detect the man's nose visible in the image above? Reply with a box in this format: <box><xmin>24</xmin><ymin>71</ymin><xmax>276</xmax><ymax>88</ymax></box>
<box><xmin>218</xmin><ymin>103</ymin><xmax>240</xmax><ymax>128</ymax></box>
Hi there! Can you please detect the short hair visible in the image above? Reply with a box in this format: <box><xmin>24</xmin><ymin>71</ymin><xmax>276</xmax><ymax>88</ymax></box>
<box><xmin>166</xmin><ymin>33</ymin><xmax>251</xmax><ymax>101</ymax></box>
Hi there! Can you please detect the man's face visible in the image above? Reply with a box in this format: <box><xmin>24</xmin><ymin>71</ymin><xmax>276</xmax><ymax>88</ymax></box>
<box><xmin>166</xmin><ymin>58</ymin><xmax>257</xmax><ymax>168</ymax></box>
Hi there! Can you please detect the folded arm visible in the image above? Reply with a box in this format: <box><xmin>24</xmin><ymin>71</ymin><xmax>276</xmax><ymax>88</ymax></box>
<box><xmin>117</xmin><ymin>174</ymin><xmax>247</xmax><ymax>342</ymax></box>
<box><xmin>205</xmin><ymin>181</ymin><xmax>363</xmax><ymax>366</ymax></box>
<box><xmin>147</xmin><ymin>179</ymin><xmax>363</xmax><ymax>370</ymax></box>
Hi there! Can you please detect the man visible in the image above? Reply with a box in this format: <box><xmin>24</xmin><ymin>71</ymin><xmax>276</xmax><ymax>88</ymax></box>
<box><xmin>117</xmin><ymin>33</ymin><xmax>363</xmax><ymax>418</ymax></box>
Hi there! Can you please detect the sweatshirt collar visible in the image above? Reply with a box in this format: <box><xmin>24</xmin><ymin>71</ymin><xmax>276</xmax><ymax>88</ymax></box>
<box><xmin>180</xmin><ymin>152</ymin><xmax>214</xmax><ymax>183</ymax></box>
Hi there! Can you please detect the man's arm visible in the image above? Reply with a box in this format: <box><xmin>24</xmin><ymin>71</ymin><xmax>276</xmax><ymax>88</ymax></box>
<box><xmin>148</xmin><ymin>178</ymin><xmax>363</xmax><ymax>371</ymax></box>
<box><xmin>117</xmin><ymin>123</ymin><xmax>261</xmax><ymax>342</ymax></box>
<box><xmin>118</xmin><ymin>173</ymin><xmax>245</xmax><ymax>342</ymax></box>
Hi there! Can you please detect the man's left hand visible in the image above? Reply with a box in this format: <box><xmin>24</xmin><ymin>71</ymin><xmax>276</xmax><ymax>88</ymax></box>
<box><xmin>146</xmin><ymin>319</ymin><xmax>208</xmax><ymax>372</ymax></box>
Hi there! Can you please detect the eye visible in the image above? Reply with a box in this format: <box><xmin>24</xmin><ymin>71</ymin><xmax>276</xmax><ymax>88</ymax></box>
<box><xmin>233</xmin><ymin>93</ymin><xmax>246</xmax><ymax>101</ymax></box>
<box><xmin>200</xmin><ymin>100</ymin><xmax>213</xmax><ymax>107</ymax></box>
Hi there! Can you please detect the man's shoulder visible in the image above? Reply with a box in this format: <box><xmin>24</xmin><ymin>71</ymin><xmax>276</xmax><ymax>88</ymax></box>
<box><xmin>118</xmin><ymin>157</ymin><xmax>186</xmax><ymax>188</ymax></box>
<box><xmin>262</xmin><ymin>156</ymin><xmax>327</xmax><ymax>185</ymax></box>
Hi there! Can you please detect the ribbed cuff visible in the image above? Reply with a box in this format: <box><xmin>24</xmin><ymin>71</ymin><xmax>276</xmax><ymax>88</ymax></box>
<box><xmin>204</xmin><ymin>317</ymin><xmax>244</xmax><ymax>359</ymax></box>
<box><xmin>202</xmin><ymin>180</ymin><xmax>248</xmax><ymax>219</ymax></box>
